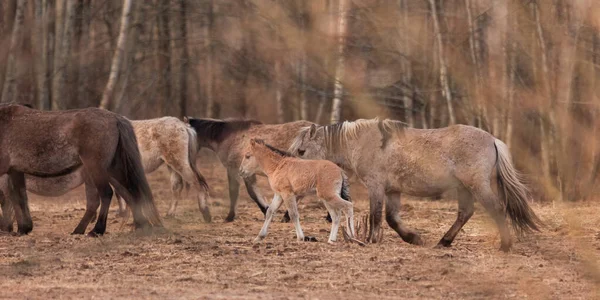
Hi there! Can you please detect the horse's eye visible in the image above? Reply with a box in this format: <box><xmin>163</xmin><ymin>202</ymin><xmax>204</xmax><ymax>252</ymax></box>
<box><xmin>298</xmin><ymin>149</ymin><xmax>306</xmax><ymax>156</ymax></box>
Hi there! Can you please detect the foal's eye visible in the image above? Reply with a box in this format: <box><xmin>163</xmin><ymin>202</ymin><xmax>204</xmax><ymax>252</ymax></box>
<box><xmin>245</xmin><ymin>154</ymin><xmax>251</xmax><ymax>159</ymax></box>
<box><xmin>298</xmin><ymin>149</ymin><xmax>306</xmax><ymax>156</ymax></box>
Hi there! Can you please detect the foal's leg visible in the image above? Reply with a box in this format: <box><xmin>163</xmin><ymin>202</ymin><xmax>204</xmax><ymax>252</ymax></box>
<box><xmin>166</xmin><ymin>168</ymin><xmax>184</xmax><ymax>217</ymax></box>
<box><xmin>254</xmin><ymin>194</ymin><xmax>283</xmax><ymax>243</ymax></box>
<box><xmin>470</xmin><ymin>183</ymin><xmax>512</xmax><ymax>252</ymax></box>
<box><xmin>285</xmin><ymin>195</ymin><xmax>309</xmax><ymax>242</ymax></box>
<box><xmin>225</xmin><ymin>169</ymin><xmax>241</xmax><ymax>222</ymax></box>
<box><xmin>72</xmin><ymin>179</ymin><xmax>101</xmax><ymax>234</ymax></box>
<box><xmin>436</xmin><ymin>187</ymin><xmax>475</xmax><ymax>248</ymax></box>
<box><xmin>322</xmin><ymin>200</ymin><xmax>340</xmax><ymax>243</ymax></box>
<box><xmin>385</xmin><ymin>192</ymin><xmax>424</xmax><ymax>245</ymax></box>
<box><xmin>7</xmin><ymin>172</ymin><xmax>33</xmax><ymax>235</ymax></box>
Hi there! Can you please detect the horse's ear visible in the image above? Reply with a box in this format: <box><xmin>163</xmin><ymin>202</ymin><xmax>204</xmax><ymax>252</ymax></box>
<box><xmin>309</xmin><ymin>124</ymin><xmax>317</xmax><ymax>139</ymax></box>
<box><xmin>21</xmin><ymin>103</ymin><xmax>33</xmax><ymax>108</ymax></box>
<box><xmin>183</xmin><ymin>116</ymin><xmax>189</xmax><ymax>123</ymax></box>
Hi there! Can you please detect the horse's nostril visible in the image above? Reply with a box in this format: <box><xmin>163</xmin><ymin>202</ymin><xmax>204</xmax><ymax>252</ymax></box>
<box><xmin>298</xmin><ymin>150</ymin><xmax>305</xmax><ymax>156</ymax></box>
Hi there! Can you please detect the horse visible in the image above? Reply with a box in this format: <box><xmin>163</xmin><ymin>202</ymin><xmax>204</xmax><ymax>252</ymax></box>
<box><xmin>240</xmin><ymin>139</ymin><xmax>355</xmax><ymax>244</ymax></box>
<box><xmin>186</xmin><ymin>117</ymin><xmax>331</xmax><ymax>223</ymax></box>
<box><xmin>0</xmin><ymin>116</ymin><xmax>211</xmax><ymax>232</ymax></box>
<box><xmin>0</xmin><ymin>103</ymin><xmax>162</xmax><ymax>236</ymax></box>
<box><xmin>289</xmin><ymin>118</ymin><xmax>542</xmax><ymax>251</ymax></box>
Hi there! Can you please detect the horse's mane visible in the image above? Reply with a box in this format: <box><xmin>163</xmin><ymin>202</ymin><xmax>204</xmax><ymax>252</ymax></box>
<box><xmin>187</xmin><ymin>117</ymin><xmax>262</xmax><ymax>143</ymax></box>
<box><xmin>289</xmin><ymin>118</ymin><xmax>407</xmax><ymax>153</ymax></box>
<box><xmin>253</xmin><ymin>139</ymin><xmax>295</xmax><ymax>158</ymax></box>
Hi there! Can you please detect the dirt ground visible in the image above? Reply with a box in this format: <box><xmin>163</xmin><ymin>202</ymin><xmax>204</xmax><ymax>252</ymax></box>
<box><xmin>1</xmin><ymin>154</ymin><xmax>600</xmax><ymax>300</ymax></box>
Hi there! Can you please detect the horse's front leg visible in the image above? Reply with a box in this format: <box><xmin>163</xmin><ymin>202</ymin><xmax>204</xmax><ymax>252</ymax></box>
<box><xmin>254</xmin><ymin>194</ymin><xmax>283</xmax><ymax>243</ymax></box>
<box><xmin>225</xmin><ymin>169</ymin><xmax>241</xmax><ymax>222</ymax></box>
<box><xmin>7</xmin><ymin>171</ymin><xmax>33</xmax><ymax>235</ymax></box>
<box><xmin>242</xmin><ymin>174</ymin><xmax>269</xmax><ymax>215</ymax></box>
<box><xmin>366</xmin><ymin>185</ymin><xmax>385</xmax><ymax>243</ymax></box>
<box><xmin>386</xmin><ymin>192</ymin><xmax>423</xmax><ymax>245</ymax></box>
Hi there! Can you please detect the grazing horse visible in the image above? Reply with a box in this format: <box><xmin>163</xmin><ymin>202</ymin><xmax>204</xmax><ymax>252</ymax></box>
<box><xmin>187</xmin><ymin>117</ymin><xmax>325</xmax><ymax>222</ymax></box>
<box><xmin>0</xmin><ymin>117</ymin><xmax>211</xmax><ymax>232</ymax></box>
<box><xmin>0</xmin><ymin>104</ymin><xmax>162</xmax><ymax>235</ymax></box>
<box><xmin>240</xmin><ymin>139</ymin><xmax>355</xmax><ymax>244</ymax></box>
<box><xmin>289</xmin><ymin>118</ymin><xmax>542</xmax><ymax>251</ymax></box>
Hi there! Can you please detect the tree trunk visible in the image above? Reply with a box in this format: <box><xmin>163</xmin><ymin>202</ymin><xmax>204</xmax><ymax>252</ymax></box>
<box><xmin>275</xmin><ymin>59</ymin><xmax>285</xmax><ymax>124</ymax></box>
<box><xmin>204</xmin><ymin>0</ymin><xmax>215</xmax><ymax>118</ymax></box>
<box><xmin>429</xmin><ymin>0</ymin><xmax>455</xmax><ymax>125</ymax></box>
<box><xmin>177</xmin><ymin>0</ymin><xmax>189</xmax><ymax>117</ymax></box>
<box><xmin>33</xmin><ymin>0</ymin><xmax>52</xmax><ymax>110</ymax></box>
<box><xmin>52</xmin><ymin>0</ymin><xmax>75</xmax><ymax>110</ymax></box>
<box><xmin>99</xmin><ymin>0</ymin><xmax>134</xmax><ymax>110</ymax></box>
<box><xmin>399</xmin><ymin>0</ymin><xmax>413</xmax><ymax>127</ymax></box>
<box><xmin>1</xmin><ymin>0</ymin><xmax>26</xmax><ymax>104</ymax></box>
<box><xmin>330</xmin><ymin>0</ymin><xmax>349</xmax><ymax>124</ymax></box>
<box><xmin>156</xmin><ymin>0</ymin><xmax>171</xmax><ymax>115</ymax></box>
<box><xmin>76</xmin><ymin>0</ymin><xmax>90</xmax><ymax>108</ymax></box>
<box><xmin>505</xmin><ymin>39</ymin><xmax>517</xmax><ymax>149</ymax></box>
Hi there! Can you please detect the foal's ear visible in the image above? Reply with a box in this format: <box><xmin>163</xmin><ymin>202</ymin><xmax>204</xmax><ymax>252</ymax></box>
<box><xmin>183</xmin><ymin>116</ymin><xmax>189</xmax><ymax>123</ymax></box>
<box><xmin>308</xmin><ymin>124</ymin><xmax>317</xmax><ymax>139</ymax></box>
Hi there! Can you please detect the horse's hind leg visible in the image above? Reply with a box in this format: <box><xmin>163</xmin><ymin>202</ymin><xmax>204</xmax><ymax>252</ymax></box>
<box><xmin>285</xmin><ymin>195</ymin><xmax>310</xmax><ymax>242</ymax></box>
<box><xmin>72</xmin><ymin>180</ymin><xmax>101</xmax><ymax>234</ymax></box>
<box><xmin>0</xmin><ymin>191</ymin><xmax>14</xmax><ymax>232</ymax></box>
<box><xmin>175</xmin><ymin>164</ymin><xmax>212</xmax><ymax>223</ymax></box>
<box><xmin>115</xmin><ymin>193</ymin><xmax>128</xmax><ymax>218</ymax></box>
<box><xmin>81</xmin><ymin>166</ymin><xmax>114</xmax><ymax>236</ymax></box>
<box><xmin>166</xmin><ymin>168</ymin><xmax>184</xmax><ymax>217</ymax></box>
<box><xmin>436</xmin><ymin>187</ymin><xmax>474</xmax><ymax>248</ymax></box>
<box><xmin>470</xmin><ymin>183</ymin><xmax>512</xmax><ymax>252</ymax></box>
<box><xmin>242</xmin><ymin>174</ymin><xmax>269</xmax><ymax>216</ymax></box>
<box><xmin>385</xmin><ymin>192</ymin><xmax>424</xmax><ymax>245</ymax></box>
<box><xmin>7</xmin><ymin>172</ymin><xmax>33</xmax><ymax>235</ymax></box>
<box><xmin>254</xmin><ymin>194</ymin><xmax>283</xmax><ymax>243</ymax></box>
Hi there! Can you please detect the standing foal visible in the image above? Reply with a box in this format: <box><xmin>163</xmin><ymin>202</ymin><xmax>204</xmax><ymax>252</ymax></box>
<box><xmin>239</xmin><ymin>139</ymin><xmax>355</xmax><ymax>244</ymax></box>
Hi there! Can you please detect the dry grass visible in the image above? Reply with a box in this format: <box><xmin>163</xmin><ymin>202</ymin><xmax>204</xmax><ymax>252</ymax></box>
<box><xmin>1</xmin><ymin>156</ymin><xmax>599</xmax><ymax>299</ymax></box>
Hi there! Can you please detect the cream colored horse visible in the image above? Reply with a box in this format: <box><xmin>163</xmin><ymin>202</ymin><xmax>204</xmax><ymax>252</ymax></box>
<box><xmin>290</xmin><ymin>118</ymin><xmax>542</xmax><ymax>251</ymax></box>
<box><xmin>240</xmin><ymin>139</ymin><xmax>354</xmax><ymax>244</ymax></box>
<box><xmin>0</xmin><ymin>117</ymin><xmax>210</xmax><ymax>233</ymax></box>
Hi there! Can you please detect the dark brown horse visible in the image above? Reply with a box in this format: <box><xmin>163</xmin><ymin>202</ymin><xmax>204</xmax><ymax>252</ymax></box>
<box><xmin>0</xmin><ymin>103</ymin><xmax>162</xmax><ymax>235</ymax></box>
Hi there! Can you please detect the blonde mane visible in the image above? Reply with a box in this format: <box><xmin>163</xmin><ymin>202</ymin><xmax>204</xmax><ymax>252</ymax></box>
<box><xmin>290</xmin><ymin>118</ymin><xmax>406</xmax><ymax>154</ymax></box>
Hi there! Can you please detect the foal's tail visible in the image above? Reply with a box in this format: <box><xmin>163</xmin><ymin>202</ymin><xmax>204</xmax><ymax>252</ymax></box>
<box><xmin>185</xmin><ymin>126</ymin><xmax>210</xmax><ymax>193</ymax></box>
<box><xmin>494</xmin><ymin>139</ymin><xmax>542</xmax><ymax>234</ymax></box>
<box><xmin>340</xmin><ymin>172</ymin><xmax>352</xmax><ymax>202</ymax></box>
<box><xmin>113</xmin><ymin>117</ymin><xmax>162</xmax><ymax>228</ymax></box>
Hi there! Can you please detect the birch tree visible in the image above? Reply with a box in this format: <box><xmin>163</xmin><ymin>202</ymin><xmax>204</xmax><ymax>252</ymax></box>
<box><xmin>203</xmin><ymin>0</ymin><xmax>215</xmax><ymax>118</ymax></box>
<box><xmin>330</xmin><ymin>0</ymin><xmax>349</xmax><ymax>124</ymax></box>
<box><xmin>1</xmin><ymin>0</ymin><xmax>26</xmax><ymax>104</ymax></box>
<box><xmin>52</xmin><ymin>0</ymin><xmax>75</xmax><ymax>110</ymax></box>
<box><xmin>177</xmin><ymin>0</ymin><xmax>190</xmax><ymax>117</ymax></box>
<box><xmin>428</xmin><ymin>0</ymin><xmax>455</xmax><ymax>125</ymax></box>
<box><xmin>99</xmin><ymin>0</ymin><xmax>134</xmax><ymax>110</ymax></box>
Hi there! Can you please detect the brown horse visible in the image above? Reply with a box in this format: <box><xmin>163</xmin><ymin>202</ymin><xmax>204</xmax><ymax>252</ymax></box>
<box><xmin>187</xmin><ymin>117</ymin><xmax>329</xmax><ymax>223</ymax></box>
<box><xmin>0</xmin><ymin>104</ymin><xmax>162</xmax><ymax>235</ymax></box>
<box><xmin>0</xmin><ymin>116</ymin><xmax>210</xmax><ymax>232</ymax></box>
<box><xmin>240</xmin><ymin>139</ymin><xmax>355</xmax><ymax>244</ymax></box>
<box><xmin>290</xmin><ymin>118</ymin><xmax>542</xmax><ymax>251</ymax></box>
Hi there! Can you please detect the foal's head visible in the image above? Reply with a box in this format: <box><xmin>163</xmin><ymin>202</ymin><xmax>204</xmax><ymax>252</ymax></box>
<box><xmin>289</xmin><ymin>124</ymin><xmax>327</xmax><ymax>159</ymax></box>
<box><xmin>239</xmin><ymin>139</ymin><xmax>293</xmax><ymax>178</ymax></box>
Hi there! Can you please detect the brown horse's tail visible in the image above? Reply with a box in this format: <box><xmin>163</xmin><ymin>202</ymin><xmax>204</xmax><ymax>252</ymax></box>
<box><xmin>185</xmin><ymin>125</ymin><xmax>210</xmax><ymax>194</ymax></box>
<box><xmin>113</xmin><ymin>117</ymin><xmax>162</xmax><ymax>228</ymax></box>
<box><xmin>340</xmin><ymin>171</ymin><xmax>352</xmax><ymax>202</ymax></box>
<box><xmin>494</xmin><ymin>139</ymin><xmax>542</xmax><ymax>235</ymax></box>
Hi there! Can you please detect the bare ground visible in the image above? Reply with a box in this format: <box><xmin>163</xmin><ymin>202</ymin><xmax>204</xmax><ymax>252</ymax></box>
<box><xmin>1</xmin><ymin>155</ymin><xmax>600</xmax><ymax>299</ymax></box>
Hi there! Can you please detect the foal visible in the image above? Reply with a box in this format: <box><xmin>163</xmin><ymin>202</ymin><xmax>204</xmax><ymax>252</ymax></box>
<box><xmin>239</xmin><ymin>139</ymin><xmax>355</xmax><ymax>244</ymax></box>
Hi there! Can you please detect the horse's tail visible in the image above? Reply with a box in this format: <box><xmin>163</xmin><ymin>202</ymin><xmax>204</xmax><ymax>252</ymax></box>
<box><xmin>185</xmin><ymin>125</ymin><xmax>210</xmax><ymax>194</ymax></box>
<box><xmin>340</xmin><ymin>172</ymin><xmax>352</xmax><ymax>202</ymax></box>
<box><xmin>113</xmin><ymin>116</ymin><xmax>162</xmax><ymax>228</ymax></box>
<box><xmin>494</xmin><ymin>139</ymin><xmax>542</xmax><ymax>234</ymax></box>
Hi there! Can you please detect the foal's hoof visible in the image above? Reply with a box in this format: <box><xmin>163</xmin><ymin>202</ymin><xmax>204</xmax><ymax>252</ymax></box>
<box><xmin>253</xmin><ymin>237</ymin><xmax>263</xmax><ymax>244</ymax></box>
<box><xmin>87</xmin><ymin>231</ymin><xmax>101</xmax><ymax>238</ymax></box>
<box><xmin>325</xmin><ymin>214</ymin><xmax>332</xmax><ymax>223</ymax></box>
<box><xmin>302</xmin><ymin>236</ymin><xmax>318</xmax><ymax>242</ymax></box>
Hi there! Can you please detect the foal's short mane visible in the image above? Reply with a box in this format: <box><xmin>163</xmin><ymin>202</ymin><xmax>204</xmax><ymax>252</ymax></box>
<box><xmin>253</xmin><ymin>139</ymin><xmax>295</xmax><ymax>157</ymax></box>
<box><xmin>187</xmin><ymin>117</ymin><xmax>262</xmax><ymax>143</ymax></box>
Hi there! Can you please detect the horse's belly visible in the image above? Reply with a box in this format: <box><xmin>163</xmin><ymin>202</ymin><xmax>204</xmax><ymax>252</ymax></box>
<box><xmin>390</xmin><ymin>172</ymin><xmax>458</xmax><ymax>197</ymax></box>
<box><xmin>25</xmin><ymin>169</ymin><xmax>85</xmax><ymax>197</ymax></box>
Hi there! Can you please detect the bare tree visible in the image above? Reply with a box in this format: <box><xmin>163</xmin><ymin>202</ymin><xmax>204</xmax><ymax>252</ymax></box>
<box><xmin>76</xmin><ymin>0</ymin><xmax>91</xmax><ymax>107</ymax></box>
<box><xmin>330</xmin><ymin>0</ymin><xmax>349</xmax><ymax>124</ymax></box>
<box><xmin>429</xmin><ymin>0</ymin><xmax>455</xmax><ymax>125</ymax></box>
<box><xmin>52</xmin><ymin>0</ymin><xmax>75</xmax><ymax>110</ymax></box>
<box><xmin>203</xmin><ymin>0</ymin><xmax>215</xmax><ymax>118</ymax></box>
<box><xmin>1</xmin><ymin>0</ymin><xmax>26</xmax><ymax>104</ymax></box>
<box><xmin>177</xmin><ymin>0</ymin><xmax>190</xmax><ymax>117</ymax></box>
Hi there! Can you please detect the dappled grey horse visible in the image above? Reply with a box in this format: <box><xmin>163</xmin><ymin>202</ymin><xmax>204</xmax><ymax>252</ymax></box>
<box><xmin>289</xmin><ymin>118</ymin><xmax>542</xmax><ymax>251</ymax></box>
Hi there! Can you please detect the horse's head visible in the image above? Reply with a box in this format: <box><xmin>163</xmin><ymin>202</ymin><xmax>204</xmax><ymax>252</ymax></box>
<box><xmin>239</xmin><ymin>139</ymin><xmax>262</xmax><ymax>178</ymax></box>
<box><xmin>289</xmin><ymin>124</ymin><xmax>327</xmax><ymax>160</ymax></box>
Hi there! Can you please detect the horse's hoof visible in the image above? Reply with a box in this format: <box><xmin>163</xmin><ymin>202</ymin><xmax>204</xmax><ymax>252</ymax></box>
<box><xmin>499</xmin><ymin>243</ymin><xmax>512</xmax><ymax>253</ymax></box>
<box><xmin>303</xmin><ymin>236</ymin><xmax>318</xmax><ymax>242</ymax></box>
<box><xmin>253</xmin><ymin>237</ymin><xmax>263</xmax><ymax>244</ymax></box>
<box><xmin>17</xmin><ymin>224</ymin><xmax>33</xmax><ymax>235</ymax></box>
<box><xmin>87</xmin><ymin>231</ymin><xmax>102</xmax><ymax>238</ymax></box>
<box><xmin>435</xmin><ymin>238</ymin><xmax>452</xmax><ymax>248</ymax></box>
<box><xmin>325</xmin><ymin>215</ymin><xmax>332</xmax><ymax>223</ymax></box>
<box><xmin>201</xmin><ymin>211</ymin><xmax>212</xmax><ymax>223</ymax></box>
<box><xmin>224</xmin><ymin>215</ymin><xmax>235</xmax><ymax>223</ymax></box>
<box><xmin>71</xmin><ymin>231</ymin><xmax>84</xmax><ymax>235</ymax></box>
